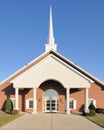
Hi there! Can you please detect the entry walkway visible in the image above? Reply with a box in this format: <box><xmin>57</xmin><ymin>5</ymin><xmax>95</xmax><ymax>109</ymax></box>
<box><xmin>0</xmin><ymin>113</ymin><xmax>103</xmax><ymax>130</ymax></box>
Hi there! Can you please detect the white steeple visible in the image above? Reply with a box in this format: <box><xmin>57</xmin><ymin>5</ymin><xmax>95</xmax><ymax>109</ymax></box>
<box><xmin>45</xmin><ymin>6</ymin><xmax>57</xmax><ymax>52</ymax></box>
<box><xmin>48</xmin><ymin>6</ymin><xmax>54</xmax><ymax>44</ymax></box>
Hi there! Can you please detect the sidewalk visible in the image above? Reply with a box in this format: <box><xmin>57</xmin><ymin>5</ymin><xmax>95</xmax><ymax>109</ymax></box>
<box><xmin>0</xmin><ymin>113</ymin><xmax>103</xmax><ymax>130</ymax></box>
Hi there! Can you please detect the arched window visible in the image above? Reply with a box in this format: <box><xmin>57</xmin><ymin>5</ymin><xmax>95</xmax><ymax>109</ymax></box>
<box><xmin>43</xmin><ymin>89</ymin><xmax>58</xmax><ymax>98</ymax></box>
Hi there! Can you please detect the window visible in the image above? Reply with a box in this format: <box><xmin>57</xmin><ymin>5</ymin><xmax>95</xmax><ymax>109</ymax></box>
<box><xmin>69</xmin><ymin>99</ymin><xmax>76</xmax><ymax>109</ymax></box>
<box><xmin>26</xmin><ymin>98</ymin><xmax>33</xmax><ymax>109</ymax></box>
<box><xmin>70</xmin><ymin>100</ymin><xmax>74</xmax><ymax>109</ymax></box>
<box><xmin>11</xmin><ymin>98</ymin><xmax>16</xmax><ymax>108</ymax></box>
<box><xmin>29</xmin><ymin>100</ymin><xmax>33</xmax><ymax>108</ymax></box>
<box><xmin>88</xmin><ymin>99</ymin><xmax>96</xmax><ymax>107</ymax></box>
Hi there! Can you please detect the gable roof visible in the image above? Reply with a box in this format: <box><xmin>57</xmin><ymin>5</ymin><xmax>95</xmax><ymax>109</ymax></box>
<box><xmin>0</xmin><ymin>50</ymin><xmax>104</xmax><ymax>87</ymax></box>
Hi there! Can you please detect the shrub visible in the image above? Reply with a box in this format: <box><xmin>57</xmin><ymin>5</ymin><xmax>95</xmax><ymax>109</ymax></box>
<box><xmin>83</xmin><ymin>110</ymin><xmax>96</xmax><ymax>116</ymax></box>
<box><xmin>88</xmin><ymin>102</ymin><xmax>96</xmax><ymax>111</ymax></box>
<box><xmin>12</xmin><ymin>110</ymin><xmax>19</xmax><ymax>115</ymax></box>
<box><xmin>96</xmin><ymin>108</ymin><xmax>104</xmax><ymax>114</ymax></box>
<box><xmin>82</xmin><ymin>110</ymin><xmax>86</xmax><ymax>116</ymax></box>
<box><xmin>5</xmin><ymin>97</ymin><xmax>13</xmax><ymax>113</ymax></box>
<box><xmin>88</xmin><ymin>110</ymin><xmax>96</xmax><ymax>116</ymax></box>
<box><xmin>85</xmin><ymin>110</ymin><xmax>96</xmax><ymax>116</ymax></box>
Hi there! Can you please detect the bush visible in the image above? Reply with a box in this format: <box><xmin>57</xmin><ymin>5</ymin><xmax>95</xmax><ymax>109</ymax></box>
<box><xmin>88</xmin><ymin>110</ymin><xmax>96</xmax><ymax>116</ymax></box>
<box><xmin>5</xmin><ymin>97</ymin><xmax>13</xmax><ymax>113</ymax></box>
<box><xmin>96</xmin><ymin>108</ymin><xmax>104</xmax><ymax>114</ymax></box>
<box><xmin>83</xmin><ymin>110</ymin><xmax>96</xmax><ymax>116</ymax></box>
<box><xmin>86</xmin><ymin>110</ymin><xmax>96</xmax><ymax>116</ymax></box>
<box><xmin>12</xmin><ymin>110</ymin><xmax>19</xmax><ymax>115</ymax></box>
<box><xmin>82</xmin><ymin>110</ymin><xmax>86</xmax><ymax>116</ymax></box>
<box><xmin>88</xmin><ymin>102</ymin><xmax>96</xmax><ymax>111</ymax></box>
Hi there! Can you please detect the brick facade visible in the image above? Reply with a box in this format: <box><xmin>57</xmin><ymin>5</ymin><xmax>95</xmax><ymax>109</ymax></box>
<box><xmin>89</xmin><ymin>83</ymin><xmax>104</xmax><ymax>108</ymax></box>
<box><xmin>0</xmin><ymin>80</ymin><xmax>104</xmax><ymax>113</ymax></box>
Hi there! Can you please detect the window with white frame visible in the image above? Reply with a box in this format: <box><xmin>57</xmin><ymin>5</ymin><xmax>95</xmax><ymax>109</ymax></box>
<box><xmin>88</xmin><ymin>99</ymin><xmax>96</xmax><ymax>107</ymax></box>
<box><xmin>26</xmin><ymin>98</ymin><xmax>33</xmax><ymax>109</ymax></box>
<box><xmin>29</xmin><ymin>99</ymin><xmax>33</xmax><ymax>108</ymax></box>
<box><xmin>11</xmin><ymin>98</ymin><xmax>16</xmax><ymax>108</ymax></box>
<box><xmin>69</xmin><ymin>98</ymin><xmax>76</xmax><ymax>109</ymax></box>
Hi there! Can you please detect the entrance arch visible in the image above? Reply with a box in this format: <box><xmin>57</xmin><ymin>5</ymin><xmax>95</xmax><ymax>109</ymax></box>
<box><xmin>43</xmin><ymin>89</ymin><xmax>59</xmax><ymax>112</ymax></box>
<box><xmin>37</xmin><ymin>80</ymin><xmax>66</xmax><ymax>113</ymax></box>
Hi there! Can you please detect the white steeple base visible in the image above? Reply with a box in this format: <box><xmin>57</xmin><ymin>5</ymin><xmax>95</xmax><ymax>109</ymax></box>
<box><xmin>45</xmin><ymin>43</ymin><xmax>57</xmax><ymax>52</ymax></box>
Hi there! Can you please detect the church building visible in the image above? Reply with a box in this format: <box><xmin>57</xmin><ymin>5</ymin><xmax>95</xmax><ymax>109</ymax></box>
<box><xmin>0</xmin><ymin>7</ymin><xmax>104</xmax><ymax>114</ymax></box>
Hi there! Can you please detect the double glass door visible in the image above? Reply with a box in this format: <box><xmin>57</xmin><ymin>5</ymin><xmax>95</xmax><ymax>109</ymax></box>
<box><xmin>43</xmin><ymin>89</ymin><xmax>59</xmax><ymax>113</ymax></box>
<box><xmin>44</xmin><ymin>97</ymin><xmax>58</xmax><ymax>112</ymax></box>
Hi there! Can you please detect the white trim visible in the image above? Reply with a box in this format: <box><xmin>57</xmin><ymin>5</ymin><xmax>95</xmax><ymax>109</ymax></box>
<box><xmin>15</xmin><ymin>88</ymin><xmax>19</xmax><ymax>110</ymax></box>
<box><xmin>26</xmin><ymin>99</ymin><xmax>29</xmax><ymax>109</ymax></box>
<box><xmin>84</xmin><ymin>88</ymin><xmax>89</xmax><ymax>113</ymax></box>
<box><xmin>69</xmin><ymin>98</ymin><xmax>76</xmax><ymax>110</ymax></box>
<box><xmin>11</xmin><ymin>98</ymin><xmax>16</xmax><ymax>108</ymax></box>
<box><xmin>33</xmin><ymin>88</ymin><xmax>37</xmax><ymax>113</ymax></box>
<box><xmin>26</xmin><ymin>98</ymin><xmax>33</xmax><ymax>109</ymax></box>
<box><xmin>66</xmin><ymin>88</ymin><xmax>70</xmax><ymax>114</ymax></box>
<box><xmin>43</xmin><ymin>97</ymin><xmax>58</xmax><ymax>112</ymax></box>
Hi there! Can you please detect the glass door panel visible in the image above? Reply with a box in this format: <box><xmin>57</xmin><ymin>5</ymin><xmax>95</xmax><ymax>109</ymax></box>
<box><xmin>44</xmin><ymin>98</ymin><xmax>58</xmax><ymax>112</ymax></box>
<box><xmin>51</xmin><ymin>100</ymin><xmax>56</xmax><ymax>111</ymax></box>
<box><xmin>46</xmin><ymin>100</ymin><xmax>50</xmax><ymax>110</ymax></box>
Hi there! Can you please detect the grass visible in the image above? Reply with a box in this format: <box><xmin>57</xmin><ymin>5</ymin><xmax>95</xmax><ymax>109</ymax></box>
<box><xmin>0</xmin><ymin>114</ymin><xmax>20</xmax><ymax>127</ymax></box>
<box><xmin>86</xmin><ymin>115</ymin><xmax>104</xmax><ymax>128</ymax></box>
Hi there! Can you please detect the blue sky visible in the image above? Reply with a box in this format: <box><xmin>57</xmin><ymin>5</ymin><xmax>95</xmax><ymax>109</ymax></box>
<box><xmin>0</xmin><ymin>0</ymin><xmax>104</xmax><ymax>82</ymax></box>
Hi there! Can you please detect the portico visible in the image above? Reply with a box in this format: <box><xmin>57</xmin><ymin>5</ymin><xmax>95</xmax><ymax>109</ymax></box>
<box><xmin>13</xmin><ymin>77</ymin><xmax>91</xmax><ymax>114</ymax></box>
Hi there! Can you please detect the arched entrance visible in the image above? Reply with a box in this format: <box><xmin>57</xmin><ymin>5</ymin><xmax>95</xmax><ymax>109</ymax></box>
<box><xmin>43</xmin><ymin>89</ymin><xmax>59</xmax><ymax>112</ymax></box>
<box><xmin>37</xmin><ymin>80</ymin><xmax>66</xmax><ymax>113</ymax></box>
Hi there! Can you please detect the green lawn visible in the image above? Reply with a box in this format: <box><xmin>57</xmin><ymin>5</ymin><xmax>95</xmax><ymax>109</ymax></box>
<box><xmin>86</xmin><ymin>115</ymin><xmax>104</xmax><ymax>128</ymax></box>
<box><xmin>0</xmin><ymin>115</ymin><xmax>20</xmax><ymax>127</ymax></box>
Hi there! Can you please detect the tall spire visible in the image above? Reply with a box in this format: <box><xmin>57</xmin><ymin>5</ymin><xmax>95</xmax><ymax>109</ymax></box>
<box><xmin>45</xmin><ymin>6</ymin><xmax>57</xmax><ymax>52</ymax></box>
<box><xmin>48</xmin><ymin>6</ymin><xmax>54</xmax><ymax>44</ymax></box>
